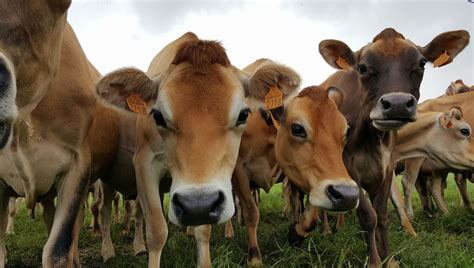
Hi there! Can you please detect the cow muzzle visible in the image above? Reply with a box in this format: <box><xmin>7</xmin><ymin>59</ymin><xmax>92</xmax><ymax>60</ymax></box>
<box><xmin>169</xmin><ymin>187</ymin><xmax>234</xmax><ymax>226</ymax></box>
<box><xmin>370</xmin><ymin>93</ymin><xmax>417</xmax><ymax>131</ymax></box>
<box><xmin>309</xmin><ymin>179</ymin><xmax>359</xmax><ymax>212</ymax></box>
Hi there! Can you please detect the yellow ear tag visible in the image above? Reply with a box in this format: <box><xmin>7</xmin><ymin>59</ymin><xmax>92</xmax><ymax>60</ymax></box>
<box><xmin>126</xmin><ymin>94</ymin><xmax>148</xmax><ymax>115</ymax></box>
<box><xmin>336</xmin><ymin>56</ymin><xmax>350</xmax><ymax>70</ymax></box>
<box><xmin>265</xmin><ymin>86</ymin><xmax>283</xmax><ymax>130</ymax></box>
<box><xmin>265</xmin><ymin>86</ymin><xmax>283</xmax><ymax>110</ymax></box>
<box><xmin>433</xmin><ymin>50</ymin><xmax>449</xmax><ymax>68</ymax></box>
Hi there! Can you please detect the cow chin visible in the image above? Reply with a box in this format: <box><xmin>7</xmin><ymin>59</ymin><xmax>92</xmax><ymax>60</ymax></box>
<box><xmin>168</xmin><ymin>180</ymin><xmax>235</xmax><ymax>227</ymax></box>
<box><xmin>371</xmin><ymin>119</ymin><xmax>410</xmax><ymax>131</ymax></box>
<box><xmin>308</xmin><ymin>179</ymin><xmax>359</xmax><ymax>212</ymax></box>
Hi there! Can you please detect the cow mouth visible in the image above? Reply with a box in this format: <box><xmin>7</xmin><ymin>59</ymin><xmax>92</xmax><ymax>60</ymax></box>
<box><xmin>0</xmin><ymin>120</ymin><xmax>12</xmax><ymax>149</ymax></box>
<box><xmin>372</xmin><ymin>119</ymin><xmax>413</xmax><ymax>131</ymax></box>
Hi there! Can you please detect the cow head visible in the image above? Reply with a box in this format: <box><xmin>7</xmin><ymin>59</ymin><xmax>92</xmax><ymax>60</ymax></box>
<box><xmin>0</xmin><ymin>0</ymin><xmax>71</xmax><ymax>149</ymax></box>
<box><xmin>96</xmin><ymin>37</ymin><xmax>299</xmax><ymax>226</ymax></box>
<box><xmin>445</xmin><ymin>79</ymin><xmax>474</xmax><ymax>96</ymax></box>
<box><xmin>274</xmin><ymin>86</ymin><xmax>358</xmax><ymax>212</ymax></box>
<box><xmin>319</xmin><ymin>28</ymin><xmax>470</xmax><ymax>131</ymax></box>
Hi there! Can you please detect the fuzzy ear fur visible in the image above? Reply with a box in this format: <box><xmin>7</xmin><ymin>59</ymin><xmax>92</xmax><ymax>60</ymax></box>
<box><xmin>244</xmin><ymin>59</ymin><xmax>301</xmax><ymax>100</ymax></box>
<box><xmin>96</xmin><ymin>67</ymin><xmax>158</xmax><ymax>111</ymax></box>
<box><xmin>438</xmin><ymin>106</ymin><xmax>463</xmax><ymax>129</ymax></box>
<box><xmin>319</xmin><ymin>39</ymin><xmax>356</xmax><ymax>70</ymax></box>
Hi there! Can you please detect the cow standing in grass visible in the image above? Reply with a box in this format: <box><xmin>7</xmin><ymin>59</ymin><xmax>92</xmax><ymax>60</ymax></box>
<box><xmin>316</xmin><ymin>28</ymin><xmax>469</xmax><ymax>267</ymax></box>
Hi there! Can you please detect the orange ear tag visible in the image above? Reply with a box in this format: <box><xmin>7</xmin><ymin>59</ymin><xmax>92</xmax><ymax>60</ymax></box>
<box><xmin>126</xmin><ymin>94</ymin><xmax>148</xmax><ymax>115</ymax></box>
<box><xmin>265</xmin><ymin>86</ymin><xmax>283</xmax><ymax>130</ymax></box>
<box><xmin>433</xmin><ymin>50</ymin><xmax>449</xmax><ymax>68</ymax></box>
<box><xmin>336</xmin><ymin>56</ymin><xmax>350</xmax><ymax>70</ymax></box>
<box><xmin>446</xmin><ymin>121</ymin><xmax>453</xmax><ymax>128</ymax></box>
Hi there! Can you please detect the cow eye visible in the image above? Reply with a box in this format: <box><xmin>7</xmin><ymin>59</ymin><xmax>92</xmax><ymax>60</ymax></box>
<box><xmin>460</xmin><ymin>127</ymin><xmax>470</xmax><ymax>137</ymax></box>
<box><xmin>357</xmin><ymin>64</ymin><xmax>368</xmax><ymax>75</ymax></box>
<box><xmin>419</xmin><ymin>59</ymin><xmax>427</xmax><ymax>69</ymax></box>
<box><xmin>291</xmin><ymin>123</ymin><xmax>307</xmax><ymax>139</ymax></box>
<box><xmin>236</xmin><ymin>108</ymin><xmax>251</xmax><ymax>127</ymax></box>
<box><xmin>151</xmin><ymin>109</ymin><xmax>167</xmax><ymax>128</ymax></box>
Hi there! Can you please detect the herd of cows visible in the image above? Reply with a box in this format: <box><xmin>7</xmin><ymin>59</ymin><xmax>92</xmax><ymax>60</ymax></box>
<box><xmin>0</xmin><ymin>1</ymin><xmax>473</xmax><ymax>267</ymax></box>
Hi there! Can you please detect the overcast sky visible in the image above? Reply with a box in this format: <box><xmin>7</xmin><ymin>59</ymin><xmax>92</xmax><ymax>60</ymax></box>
<box><xmin>68</xmin><ymin>0</ymin><xmax>473</xmax><ymax>101</ymax></box>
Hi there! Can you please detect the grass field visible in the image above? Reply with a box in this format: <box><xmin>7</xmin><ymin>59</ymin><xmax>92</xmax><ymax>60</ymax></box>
<box><xmin>5</xmin><ymin>175</ymin><xmax>474</xmax><ymax>267</ymax></box>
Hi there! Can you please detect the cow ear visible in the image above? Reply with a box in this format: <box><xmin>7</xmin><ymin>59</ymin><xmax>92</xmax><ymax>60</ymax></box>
<box><xmin>244</xmin><ymin>62</ymin><xmax>300</xmax><ymax>101</ymax></box>
<box><xmin>327</xmin><ymin>87</ymin><xmax>344</xmax><ymax>109</ymax></box>
<box><xmin>96</xmin><ymin>67</ymin><xmax>159</xmax><ymax>113</ymax></box>
<box><xmin>420</xmin><ymin>30</ymin><xmax>470</xmax><ymax>68</ymax></box>
<box><xmin>47</xmin><ymin>0</ymin><xmax>72</xmax><ymax>14</ymax></box>
<box><xmin>438</xmin><ymin>106</ymin><xmax>463</xmax><ymax>129</ymax></box>
<box><xmin>319</xmin><ymin>40</ymin><xmax>356</xmax><ymax>70</ymax></box>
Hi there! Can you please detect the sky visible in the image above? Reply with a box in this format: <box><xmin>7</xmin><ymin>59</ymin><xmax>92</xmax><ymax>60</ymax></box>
<box><xmin>68</xmin><ymin>0</ymin><xmax>473</xmax><ymax>101</ymax></box>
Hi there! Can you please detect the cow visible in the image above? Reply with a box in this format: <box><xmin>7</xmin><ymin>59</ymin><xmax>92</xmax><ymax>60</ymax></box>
<box><xmin>444</xmin><ymin>79</ymin><xmax>474</xmax><ymax>96</ymax></box>
<box><xmin>399</xmin><ymin>87</ymin><xmax>474</xmax><ymax>221</ymax></box>
<box><xmin>0</xmin><ymin>1</ymin><xmax>116</xmax><ymax>266</ymax></box>
<box><xmin>95</xmin><ymin>32</ymin><xmax>303</xmax><ymax>267</ymax></box>
<box><xmin>0</xmin><ymin>53</ymin><xmax>16</xmax><ymax>150</ymax></box>
<box><xmin>316</xmin><ymin>28</ymin><xmax>469</xmax><ymax>266</ymax></box>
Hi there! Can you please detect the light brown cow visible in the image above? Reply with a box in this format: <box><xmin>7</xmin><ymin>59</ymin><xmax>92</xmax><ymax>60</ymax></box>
<box><xmin>399</xmin><ymin>90</ymin><xmax>474</xmax><ymax>221</ymax></box>
<box><xmin>444</xmin><ymin>79</ymin><xmax>474</xmax><ymax>96</ymax></box>
<box><xmin>0</xmin><ymin>1</ymin><xmax>115</xmax><ymax>266</ymax></box>
<box><xmin>96</xmin><ymin>32</ymin><xmax>302</xmax><ymax>267</ymax></box>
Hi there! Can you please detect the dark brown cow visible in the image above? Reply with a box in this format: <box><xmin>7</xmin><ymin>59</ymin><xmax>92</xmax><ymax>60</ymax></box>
<box><xmin>317</xmin><ymin>28</ymin><xmax>469</xmax><ymax>266</ymax></box>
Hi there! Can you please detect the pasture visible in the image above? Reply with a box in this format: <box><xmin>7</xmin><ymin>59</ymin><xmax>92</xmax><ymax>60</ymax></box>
<box><xmin>5</xmin><ymin>175</ymin><xmax>474</xmax><ymax>267</ymax></box>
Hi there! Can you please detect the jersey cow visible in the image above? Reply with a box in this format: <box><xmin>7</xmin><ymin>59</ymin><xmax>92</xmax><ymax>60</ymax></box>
<box><xmin>0</xmin><ymin>1</ymin><xmax>111</xmax><ymax>266</ymax></box>
<box><xmin>96</xmin><ymin>32</ymin><xmax>302</xmax><ymax>267</ymax></box>
<box><xmin>317</xmin><ymin>28</ymin><xmax>469</xmax><ymax>266</ymax></box>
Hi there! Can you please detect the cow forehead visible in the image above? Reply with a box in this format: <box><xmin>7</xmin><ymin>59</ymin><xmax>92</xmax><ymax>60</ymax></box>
<box><xmin>366</xmin><ymin>38</ymin><xmax>419</xmax><ymax>59</ymax></box>
<box><xmin>159</xmin><ymin>64</ymin><xmax>245</xmax><ymax>126</ymax></box>
<box><xmin>288</xmin><ymin>97</ymin><xmax>346</xmax><ymax>134</ymax></box>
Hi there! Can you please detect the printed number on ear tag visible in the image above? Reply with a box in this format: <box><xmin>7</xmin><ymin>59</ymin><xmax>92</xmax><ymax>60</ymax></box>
<box><xmin>126</xmin><ymin>94</ymin><xmax>148</xmax><ymax>115</ymax></box>
<box><xmin>265</xmin><ymin>86</ymin><xmax>283</xmax><ymax>110</ymax></box>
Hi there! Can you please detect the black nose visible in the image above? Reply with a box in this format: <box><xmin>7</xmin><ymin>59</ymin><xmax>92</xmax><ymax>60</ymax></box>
<box><xmin>378</xmin><ymin>93</ymin><xmax>417</xmax><ymax>120</ymax></box>
<box><xmin>0</xmin><ymin>60</ymin><xmax>11</xmax><ymax>95</ymax></box>
<box><xmin>326</xmin><ymin>184</ymin><xmax>359</xmax><ymax>211</ymax></box>
<box><xmin>172</xmin><ymin>191</ymin><xmax>225</xmax><ymax>226</ymax></box>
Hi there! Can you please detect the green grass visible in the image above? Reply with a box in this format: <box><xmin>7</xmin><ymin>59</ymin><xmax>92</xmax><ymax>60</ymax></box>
<box><xmin>5</xmin><ymin>175</ymin><xmax>474</xmax><ymax>267</ymax></box>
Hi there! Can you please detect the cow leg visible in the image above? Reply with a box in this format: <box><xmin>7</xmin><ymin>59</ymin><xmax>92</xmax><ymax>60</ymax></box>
<box><xmin>401</xmin><ymin>158</ymin><xmax>424</xmax><ymax>220</ymax></box>
<box><xmin>90</xmin><ymin>182</ymin><xmax>102</xmax><ymax>235</ymax></box>
<box><xmin>455</xmin><ymin>173</ymin><xmax>473</xmax><ymax>210</ymax></box>
<box><xmin>6</xmin><ymin>198</ymin><xmax>16</xmax><ymax>235</ymax></box>
<box><xmin>430</xmin><ymin>174</ymin><xmax>449</xmax><ymax>215</ymax></box>
<box><xmin>122</xmin><ymin>199</ymin><xmax>133</xmax><ymax>235</ymax></box>
<box><xmin>290</xmin><ymin>182</ymin><xmax>304</xmax><ymax>222</ymax></box>
<box><xmin>42</xmin><ymin>149</ymin><xmax>90</xmax><ymax>267</ymax></box>
<box><xmin>0</xmin><ymin>181</ymin><xmax>10</xmax><ymax>267</ymax></box>
<box><xmin>233</xmin><ymin>161</ymin><xmax>261</xmax><ymax>266</ymax></box>
<box><xmin>356</xmin><ymin>190</ymin><xmax>381</xmax><ymax>268</ymax></box>
<box><xmin>224</xmin><ymin>219</ymin><xmax>234</xmax><ymax>239</ymax></box>
<box><xmin>133</xmin><ymin>199</ymin><xmax>147</xmax><ymax>255</ymax></box>
<box><xmin>41</xmin><ymin>199</ymin><xmax>56</xmax><ymax>234</ymax></box>
<box><xmin>335</xmin><ymin>213</ymin><xmax>345</xmax><ymax>231</ymax></box>
<box><xmin>288</xmin><ymin>205</ymin><xmax>318</xmax><ymax>246</ymax></box>
<box><xmin>235</xmin><ymin>195</ymin><xmax>242</xmax><ymax>225</ymax></box>
<box><xmin>321</xmin><ymin>210</ymin><xmax>332</xmax><ymax>235</ymax></box>
<box><xmin>99</xmin><ymin>183</ymin><xmax>116</xmax><ymax>262</ymax></box>
<box><xmin>414</xmin><ymin>175</ymin><xmax>433</xmax><ymax>217</ymax></box>
<box><xmin>194</xmin><ymin>224</ymin><xmax>211</xmax><ymax>268</ymax></box>
<box><xmin>186</xmin><ymin>226</ymin><xmax>194</xmax><ymax>237</ymax></box>
<box><xmin>134</xmin><ymin>151</ymin><xmax>168</xmax><ymax>268</ymax></box>
<box><xmin>282</xmin><ymin>177</ymin><xmax>291</xmax><ymax>218</ymax></box>
<box><xmin>390</xmin><ymin>177</ymin><xmax>416</xmax><ymax>237</ymax></box>
<box><xmin>72</xmin><ymin>204</ymin><xmax>85</xmax><ymax>266</ymax></box>
<box><xmin>113</xmin><ymin>193</ymin><xmax>120</xmax><ymax>221</ymax></box>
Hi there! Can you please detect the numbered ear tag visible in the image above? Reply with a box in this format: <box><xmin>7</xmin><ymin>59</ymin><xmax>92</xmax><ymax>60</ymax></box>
<box><xmin>265</xmin><ymin>86</ymin><xmax>283</xmax><ymax>110</ymax></box>
<box><xmin>336</xmin><ymin>56</ymin><xmax>350</xmax><ymax>70</ymax></box>
<box><xmin>433</xmin><ymin>50</ymin><xmax>449</xmax><ymax>68</ymax></box>
<box><xmin>126</xmin><ymin>94</ymin><xmax>148</xmax><ymax>115</ymax></box>
<box><xmin>265</xmin><ymin>86</ymin><xmax>283</xmax><ymax>130</ymax></box>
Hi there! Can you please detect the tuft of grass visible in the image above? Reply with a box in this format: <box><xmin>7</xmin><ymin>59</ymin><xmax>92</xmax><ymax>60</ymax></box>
<box><xmin>4</xmin><ymin>174</ymin><xmax>474</xmax><ymax>267</ymax></box>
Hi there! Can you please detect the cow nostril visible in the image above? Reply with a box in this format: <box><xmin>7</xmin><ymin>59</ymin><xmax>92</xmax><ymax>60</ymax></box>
<box><xmin>327</xmin><ymin>185</ymin><xmax>343</xmax><ymax>201</ymax></box>
<box><xmin>406</xmin><ymin>98</ymin><xmax>415</xmax><ymax>109</ymax></box>
<box><xmin>381</xmin><ymin>99</ymin><xmax>391</xmax><ymax>110</ymax></box>
<box><xmin>211</xmin><ymin>191</ymin><xmax>225</xmax><ymax>214</ymax></box>
<box><xmin>172</xmin><ymin>194</ymin><xmax>185</xmax><ymax>212</ymax></box>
